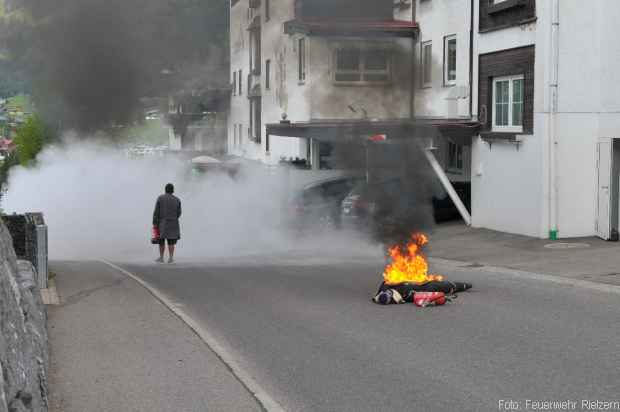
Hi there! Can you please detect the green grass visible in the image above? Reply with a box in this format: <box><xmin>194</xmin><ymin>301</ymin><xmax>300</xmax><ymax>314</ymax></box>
<box><xmin>0</xmin><ymin>2</ymin><xmax>33</xmax><ymax>24</ymax></box>
<box><xmin>111</xmin><ymin>119</ymin><xmax>170</xmax><ymax>146</ymax></box>
<box><xmin>6</xmin><ymin>94</ymin><xmax>32</xmax><ymax>112</ymax></box>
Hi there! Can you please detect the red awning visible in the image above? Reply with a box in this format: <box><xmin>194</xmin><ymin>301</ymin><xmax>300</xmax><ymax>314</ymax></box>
<box><xmin>284</xmin><ymin>18</ymin><xmax>419</xmax><ymax>38</ymax></box>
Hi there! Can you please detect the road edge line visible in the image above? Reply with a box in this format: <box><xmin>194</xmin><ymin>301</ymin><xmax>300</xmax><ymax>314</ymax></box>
<box><xmin>429</xmin><ymin>257</ymin><xmax>620</xmax><ymax>295</ymax></box>
<box><xmin>99</xmin><ymin>260</ymin><xmax>286</xmax><ymax>412</ymax></box>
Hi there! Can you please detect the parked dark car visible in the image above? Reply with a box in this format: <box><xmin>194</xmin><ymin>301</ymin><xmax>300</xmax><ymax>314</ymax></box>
<box><xmin>340</xmin><ymin>178</ymin><xmax>471</xmax><ymax>232</ymax></box>
<box><xmin>432</xmin><ymin>181</ymin><xmax>471</xmax><ymax>222</ymax></box>
<box><xmin>288</xmin><ymin>176</ymin><xmax>363</xmax><ymax>233</ymax></box>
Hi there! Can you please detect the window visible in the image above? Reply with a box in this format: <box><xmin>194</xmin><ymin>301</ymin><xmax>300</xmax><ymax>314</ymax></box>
<box><xmin>447</xmin><ymin>141</ymin><xmax>463</xmax><ymax>172</ymax></box>
<box><xmin>238</xmin><ymin>70</ymin><xmax>243</xmax><ymax>95</ymax></box>
<box><xmin>364</xmin><ymin>50</ymin><xmax>389</xmax><ymax>82</ymax></box>
<box><xmin>249</xmin><ymin>98</ymin><xmax>262</xmax><ymax>142</ymax></box>
<box><xmin>334</xmin><ymin>48</ymin><xmax>390</xmax><ymax>84</ymax></box>
<box><xmin>444</xmin><ymin>35</ymin><xmax>456</xmax><ymax>86</ymax></box>
<box><xmin>298</xmin><ymin>38</ymin><xmax>306</xmax><ymax>83</ymax></box>
<box><xmin>255</xmin><ymin>100</ymin><xmax>261</xmax><ymax>142</ymax></box>
<box><xmin>250</xmin><ymin>30</ymin><xmax>261</xmax><ymax>74</ymax></box>
<box><xmin>265</xmin><ymin>59</ymin><xmax>271</xmax><ymax>90</ymax></box>
<box><xmin>492</xmin><ymin>75</ymin><xmax>524</xmax><ymax>132</ymax></box>
<box><xmin>232</xmin><ymin>71</ymin><xmax>237</xmax><ymax>95</ymax></box>
<box><xmin>335</xmin><ymin>48</ymin><xmax>360</xmax><ymax>82</ymax></box>
<box><xmin>421</xmin><ymin>41</ymin><xmax>432</xmax><ymax>87</ymax></box>
<box><xmin>265</xmin><ymin>0</ymin><xmax>270</xmax><ymax>21</ymax></box>
<box><xmin>249</xmin><ymin>105</ymin><xmax>253</xmax><ymax>140</ymax></box>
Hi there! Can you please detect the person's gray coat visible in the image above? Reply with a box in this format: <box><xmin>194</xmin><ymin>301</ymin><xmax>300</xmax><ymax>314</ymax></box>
<box><xmin>153</xmin><ymin>193</ymin><xmax>182</xmax><ymax>240</ymax></box>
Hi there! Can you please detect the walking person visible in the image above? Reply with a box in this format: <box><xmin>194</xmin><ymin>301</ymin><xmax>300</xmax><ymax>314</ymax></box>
<box><xmin>153</xmin><ymin>183</ymin><xmax>182</xmax><ymax>263</ymax></box>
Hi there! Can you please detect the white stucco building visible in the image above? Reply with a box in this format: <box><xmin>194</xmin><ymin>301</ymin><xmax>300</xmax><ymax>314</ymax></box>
<box><xmin>413</xmin><ymin>0</ymin><xmax>620</xmax><ymax>240</ymax></box>
<box><xmin>229</xmin><ymin>0</ymin><xmax>420</xmax><ymax>167</ymax></box>
<box><xmin>467</xmin><ymin>0</ymin><xmax>620</xmax><ymax>240</ymax></box>
<box><xmin>230</xmin><ymin>0</ymin><xmax>620</xmax><ymax>240</ymax></box>
<box><xmin>413</xmin><ymin>0</ymin><xmax>475</xmax><ymax>188</ymax></box>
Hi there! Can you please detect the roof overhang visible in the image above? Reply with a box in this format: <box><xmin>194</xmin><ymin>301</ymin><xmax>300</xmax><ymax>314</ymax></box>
<box><xmin>283</xmin><ymin>19</ymin><xmax>419</xmax><ymax>38</ymax></box>
<box><xmin>266</xmin><ymin>118</ymin><xmax>480</xmax><ymax>145</ymax></box>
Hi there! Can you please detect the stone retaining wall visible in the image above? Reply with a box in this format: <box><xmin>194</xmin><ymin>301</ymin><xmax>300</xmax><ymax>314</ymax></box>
<box><xmin>0</xmin><ymin>218</ymin><xmax>48</xmax><ymax>412</ymax></box>
<box><xmin>2</xmin><ymin>213</ymin><xmax>45</xmax><ymax>275</ymax></box>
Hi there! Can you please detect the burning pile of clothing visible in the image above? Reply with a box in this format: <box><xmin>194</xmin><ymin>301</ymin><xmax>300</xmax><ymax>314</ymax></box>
<box><xmin>372</xmin><ymin>233</ymin><xmax>472</xmax><ymax>307</ymax></box>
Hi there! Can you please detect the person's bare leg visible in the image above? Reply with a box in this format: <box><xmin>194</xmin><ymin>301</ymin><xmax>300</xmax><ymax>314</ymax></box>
<box><xmin>156</xmin><ymin>244</ymin><xmax>165</xmax><ymax>263</ymax></box>
<box><xmin>168</xmin><ymin>244</ymin><xmax>175</xmax><ymax>263</ymax></box>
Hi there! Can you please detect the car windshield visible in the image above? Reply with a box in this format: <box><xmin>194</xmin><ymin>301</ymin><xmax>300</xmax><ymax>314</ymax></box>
<box><xmin>298</xmin><ymin>178</ymin><xmax>358</xmax><ymax>203</ymax></box>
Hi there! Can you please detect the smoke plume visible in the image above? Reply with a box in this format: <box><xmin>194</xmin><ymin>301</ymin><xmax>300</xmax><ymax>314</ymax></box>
<box><xmin>331</xmin><ymin>139</ymin><xmax>437</xmax><ymax>247</ymax></box>
<box><xmin>3</xmin><ymin>0</ymin><xmax>229</xmax><ymax>131</ymax></box>
<box><xmin>2</xmin><ymin>140</ymin><xmax>381</xmax><ymax>262</ymax></box>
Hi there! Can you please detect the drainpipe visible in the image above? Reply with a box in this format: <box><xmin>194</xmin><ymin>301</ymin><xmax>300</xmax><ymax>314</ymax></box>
<box><xmin>468</xmin><ymin>0</ymin><xmax>474</xmax><ymax>118</ymax></box>
<box><xmin>410</xmin><ymin>35</ymin><xmax>416</xmax><ymax>119</ymax></box>
<box><xmin>410</xmin><ymin>5</ymin><xmax>417</xmax><ymax>119</ymax></box>
<box><xmin>548</xmin><ymin>0</ymin><xmax>560</xmax><ymax>239</ymax></box>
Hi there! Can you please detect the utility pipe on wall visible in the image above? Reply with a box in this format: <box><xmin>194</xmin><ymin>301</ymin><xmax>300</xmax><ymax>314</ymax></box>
<box><xmin>423</xmin><ymin>147</ymin><xmax>472</xmax><ymax>226</ymax></box>
<box><xmin>548</xmin><ymin>0</ymin><xmax>560</xmax><ymax>239</ymax></box>
<box><xmin>468</xmin><ymin>0</ymin><xmax>474</xmax><ymax>118</ymax></box>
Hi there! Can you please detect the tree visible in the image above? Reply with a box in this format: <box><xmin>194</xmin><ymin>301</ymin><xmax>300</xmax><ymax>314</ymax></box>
<box><xmin>0</xmin><ymin>0</ymin><xmax>230</xmax><ymax>132</ymax></box>
<box><xmin>0</xmin><ymin>149</ymin><xmax>18</xmax><ymax>197</ymax></box>
<box><xmin>13</xmin><ymin>114</ymin><xmax>52</xmax><ymax>165</ymax></box>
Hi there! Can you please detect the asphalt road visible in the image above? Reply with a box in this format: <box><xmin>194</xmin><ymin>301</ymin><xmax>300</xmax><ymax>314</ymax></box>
<box><xmin>48</xmin><ymin>261</ymin><xmax>263</xmax><ymax>412</ymax></box>
<box><xmin>118</xmin><ymin>255</ymin><xmax>620</xmax><ymax>412</ymax></box>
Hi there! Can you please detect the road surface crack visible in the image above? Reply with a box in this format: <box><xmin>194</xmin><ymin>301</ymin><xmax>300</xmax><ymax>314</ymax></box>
<box><xmin>58</xmin><ymin>278</ymin><xmax>125</xmax><ymax>307</ymax></box>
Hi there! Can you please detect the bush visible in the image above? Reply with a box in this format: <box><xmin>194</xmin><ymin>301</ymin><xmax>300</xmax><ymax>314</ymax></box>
<box><xmin>0</xmin><ymin>151</ymin><xmax>20</xmax><ymax>206</ymax></box>
<box><xmin>13</xmin><ymin>114</ymin><xmax>53</xmax><ymax>166</ymax></box>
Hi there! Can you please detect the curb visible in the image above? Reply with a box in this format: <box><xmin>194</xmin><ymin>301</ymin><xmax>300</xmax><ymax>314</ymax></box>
<box><xmin>40</xmin><ymin>276</ymin><xmax>60</xmax><ymax>305</ymax></box>
<box><xmin>99</xmin><ymin>260</ymin><xmax>286</xmax><ymax>412</ymax></box>
<box><xmin>429</xmin><ymin>257</ymin><xmax>620</xmax><ymax>295</ymax></box>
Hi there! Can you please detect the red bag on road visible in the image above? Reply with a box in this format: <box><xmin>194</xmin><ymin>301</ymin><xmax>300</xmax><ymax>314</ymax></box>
<box><xmin>413</xmin><ymin>291</ymin><xmax>447</xmax><ymax>307</ymax></box>
<box><xmin>151</xmin><ymin>225</ymin><xmax>161</xmax><ymax>244</ymax></box>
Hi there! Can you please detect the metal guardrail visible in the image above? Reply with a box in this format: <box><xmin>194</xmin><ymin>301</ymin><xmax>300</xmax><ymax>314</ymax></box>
<box><xmin>3</xmin><ymin>213</ymin><xmax>49</xmax><ymax>289</ymax></box>
<box><xmin>35</xmin><ymin>225</ymin><xmax>48</xmax><ymax>289</ymax></box>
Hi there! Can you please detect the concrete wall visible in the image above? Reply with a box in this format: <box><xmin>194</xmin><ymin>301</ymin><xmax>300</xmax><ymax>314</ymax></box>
<box><xmin>186</xmin><ymin>114</ymin><xmax>228</xmax><ymax>155</ymax></box>
<box><xmin>553</xmin><ymin>0</ymin><xmax>620</xmax><ymax>238</ymax></box>
<box><xmin>308</xmin><ymin>37</ymin><xmax>413</xmax><ymax>121</ymax></box>
<box><xmin>265</xmin><ymin>3</ymin><xmax>311</xmax><ymax>165</ymax></box>
<box><xmin>0</xmin><ymin>218</ymin><xmax>49</xmax><ymax>412</ymax></box>
<box><xmin>229</xmin><ymin>0</ymin><xmax>306</xmax><ymax>164</ymax></box>
<box><xmin>414</xmin><ymin>0</ymin><xmax>472</xmax><ymax>119</ymax></box>
<box><xmin>230</xmin><ymin>0</ymin><xmax>416</xmax><ymax>166</ymax></box>
<box><xmin>470</xmin><ymin>0</ymin><xmax>620</xmax><ymax>238</ymax></box>
<box><xmin>471</xmin><ymin>131</ymin><xmax>543</xmax><ymax>237</ymax></box>
<box><xmin>229</xmin><ymin>0</ymin><xmax>259</xmax><ymax>161</ymax></box>
<box><xmin>413</xmin><ymin>0</ymin><xmax>473</xmax><ymax>185</ymax></box>
<box><xmin>229</xmin><ymin>0</ymin><xmax>248</xmax><ymax>158</ymax></box>
<box><xmin>168</xmin><ymin>128</ymin><xmax>182</xmax><ymax>151</ymax></box>
<box><xmin>470</xmin><ymin>0</ymin><xmax>542</xmax><ymax>237</ymax></box>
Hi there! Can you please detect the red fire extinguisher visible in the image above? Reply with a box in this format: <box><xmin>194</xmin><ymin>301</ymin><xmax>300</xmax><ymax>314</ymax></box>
<box><xmin>151</xmin><ymin>225</ymin><xmax>161</xmax><ymax>244</ymax></box>
<box><xmin>413</xmin><ymin>291</ymin><xmax>448</xmax><ymax>307</ymax></box>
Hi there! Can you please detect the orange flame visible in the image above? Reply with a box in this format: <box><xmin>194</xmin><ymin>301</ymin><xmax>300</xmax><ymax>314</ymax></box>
<box><xmin>383</xmin><ymin>233</ymin><xmax>444</xmax><ymax>285</ymax></box>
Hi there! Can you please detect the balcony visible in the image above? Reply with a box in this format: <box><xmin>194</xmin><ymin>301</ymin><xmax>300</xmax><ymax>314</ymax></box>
<box><xmin>283</xmin><ymin>18</ymin><xmax>418</xmax><ymax>38</ymax></box>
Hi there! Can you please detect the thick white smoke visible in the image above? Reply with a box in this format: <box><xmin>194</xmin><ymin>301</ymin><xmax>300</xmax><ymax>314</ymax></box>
<box><xmin>2</xmin><ymin>140</ymin><xmax>381</xmax><ymax>262</ymax></box>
